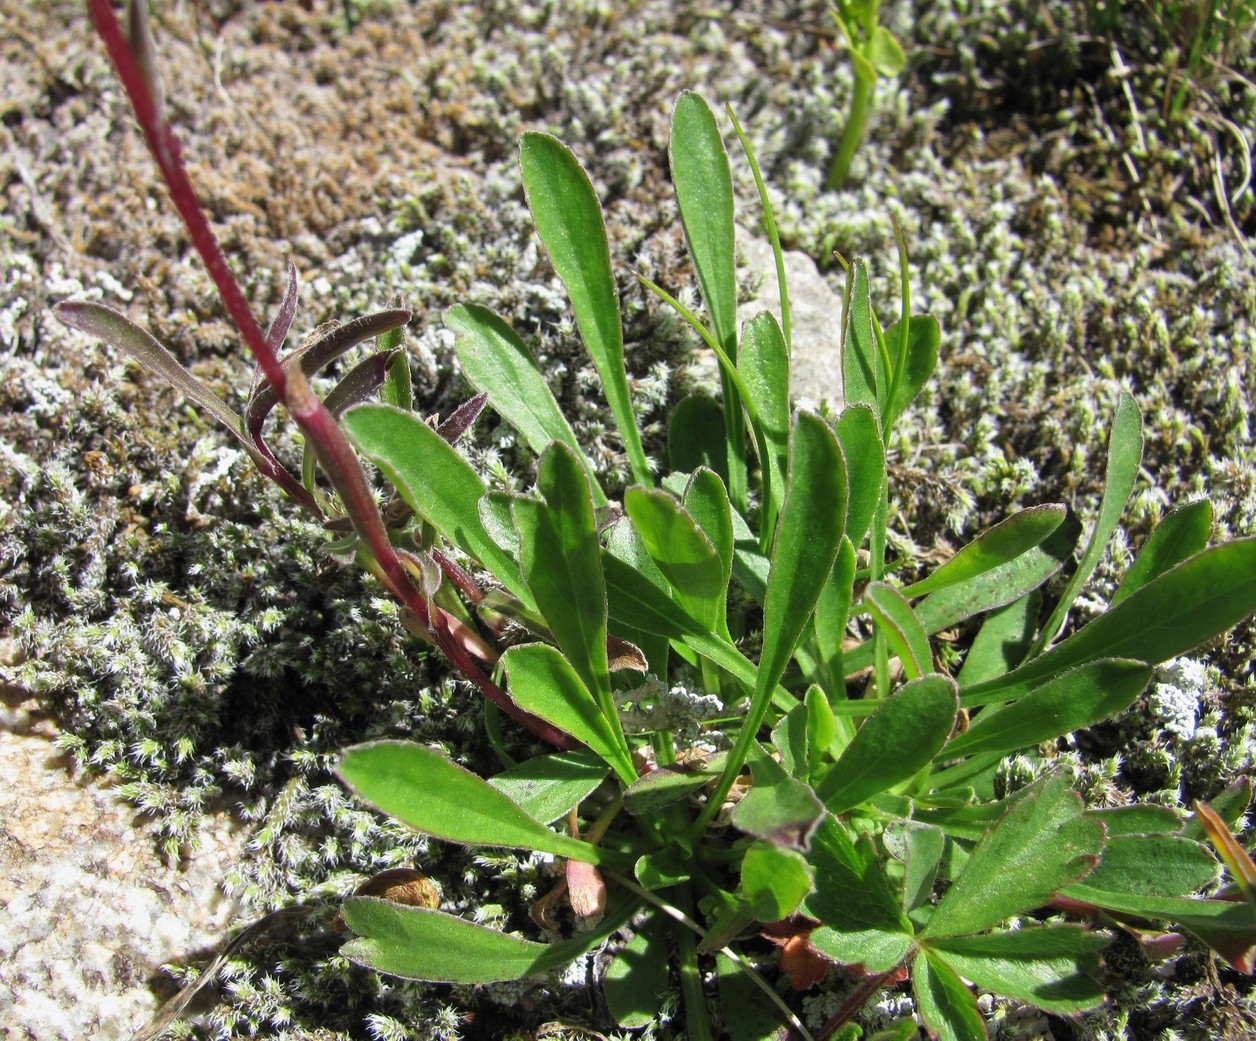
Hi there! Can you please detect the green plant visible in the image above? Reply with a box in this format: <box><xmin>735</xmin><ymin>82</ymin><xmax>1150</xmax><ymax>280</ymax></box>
<box><xmin>1152</xmin><ymin>0</ymin><xmax>1256</xmax><ymax>120</ymax></box>
<box><xmin>825</xmin><ymin>0</ymin><xmax>906</xmax><ymax>190</ymax></box>
<box><xmin>55</xmin><ymin>3</ymin><xmax>1256</xmax><ymax>1039</ymax></box>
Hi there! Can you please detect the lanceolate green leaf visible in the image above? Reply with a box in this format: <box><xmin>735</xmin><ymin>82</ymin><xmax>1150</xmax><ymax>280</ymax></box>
<box><xmin>625</xmin><ymin>488</ymin><xmax>726</xmax><ymax>633</ymax></box>
<box><xmin>913</xmin><ymin>949</ymin><xmax>986</xmax><ymax>1041</ymax></box>
<box><xmin>342</xmin><ymin>404</ymin><xmax>530</xmax><ymax>604</ymax></box>
<box><xmin>945</xmin><ymin>658</ymin><xmax>1153</xmax><ymax>757</ymax></box>
<box><xmin>488</xmin><ymin>750</ymin><xmax>609</xmax><ymax>825</ymax></box>
<box><xmin>1112</xmin><ymin>498</ymin><xmax>1213</xmax><ymax>606</ymax></box>
<box><xmin>337</xmin><ymin>741</ymin><xmax>623</xmax><ymax>866</ymax></box>
<box><xmin>519</xmin><ymin>132</ymin><xmax>650</xmax><ymax>486</ymax></box>
<box><xmin>341</xmin><ymin>892</ymin><xmax>637</xmax><ymax>983</ymax></box>
<box><xmin>864</xmin><ymin>582</ymin><xmax>932</xmax><ymax>680</ymax></box>
<box><xmin>925</xmin><ymin>777</ymin><xmax>1102</xmax><ymax>937</ymax></box>
<box><xmin>955</xmin><ymin>591</ymin><xmax>1041</xmax><ymax>686</ymax></box>
<box><xmin>669</xmin><ymin>395</ymin><xmax>729</xmax><ymax>480</ymax></box>
<box><xmin>1078</xmin><ymin>832</ymin><xmax>1220</xmax><ymax>898</ymax></box>
<box><xmin>901</xmin><ymin>504</ymin><xmax>1066</xmax><ymax>599</ymax></box>
<box><xmin>927</xmin><ymin>927</ymin><xmax>1108</xmax><ymax>1014</ymax></box>
<box><xmin>445</xmin><ymin>303</ymin><xmax>604</xmax><ymax>504</ymax></box>
<box><xmin>882</xmin><ymin>313</ymin><xmax>939</xmax><ymax>429</ymax></box>
<box><xmin>514</xmin><ymin>442</ymin><xmax>612</xmax><ymax>712</ymax></box>
<box><xmin>841</xmin><ymin>260</ymin><xmax>881</xmax><ymax>412</ymax></box>
<box><xmin>683</xmin><ymin>467</ymin><xmax>734</xmax><ymax>600</ymax></box>
<box><xmin>739</xmin><ymin>311</ymin><xmax>791</xmax><ymax>527</ymax></box>
<box><xmin>1026</xmin><ymin>391</ymin><xmax>1143</xmax><ymax>660</ymax></box>
<box><xmin>501</xmin><ymin>644</ymin><xmax>635</xmax><ymax>785</ymax></box>
<box><xmin>835</xmin><ymin>403</ymin><xmax>884</xmax><ymax>549</ymax></box>
<box><xmin>962</xmin><ymin>538</ymin><xmax>1256</xmax><ymax>704</ymax></box>
<box><xmin>816</xmin><ymin>673</ymin><xmax>958</xmax><ymax>814</ymax></box>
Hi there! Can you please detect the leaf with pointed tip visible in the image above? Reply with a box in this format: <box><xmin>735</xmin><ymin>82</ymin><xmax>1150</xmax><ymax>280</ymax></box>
<box><xmin>835</xmin><ymin>404</ymin><xmax>884</xmax><ymax>549</ymax></box>
<box><xmin>1112</xmin><ymin>498</ymin><xmax>1213</xmax><ymax>606</ymax></box>
<box><xmin>342</xmin><ymin>403</ymin><xmax>530</xmax><ymax>604</ymax></box>
<box><xmin>962</xmin><ymin>539</ymin><xmax>1256</xmax><ymax>706</ymax></box>
<box><xmin>840</xmin><ymin>260</ymin><xmax>881</xmax><ymax>412</ymax></box>
<box><xmin>436</xmin><ymin>391</ymin><xmax>488</xmax><ymax>445</ymax></box>
<box><xmin>927</xmin><ymin>926</ymin><xmax>1108</xmax><ymax>1014</ymax></box>
<box><xmin>945</xmin><ymin>659</ymin><xmax>1152</xmax><ymax>759</ymax></box>
<box><xmin>816</xmin><ymin>673</ymin><xmax>957</xmax><ymax>813</ymax></box>
<box><xmin>266</xmin><ymin>258</ymin><xmax>300</xmax><ymax>352</ymax></box>
<box><xmin>623</xmin><ymin>757</ymin><xmax>724</xmax><ymax>815</ymax></box>
<box><xmin>501</xmin><ymin>644</ymin><xmax>634</xmax><ymax>784</ymax></box>
<box><xmin>513</xmin><ymin>442</ymin><xmax>611</xmax><ymax>708</ymax></box>
<box><xmin>739</xmin><ymin>311</ymin><xmax>790</xmax><ymax>523</ymax></box>
<box><xmin>488</xmin><ymin>750</ymin><xmax>609</xmax><ymax>825</ymax></box>
<box><xmin>1027</xmin><ymin>391</ymin><xmax>1143</xmax><ymax>660</ymax></box>
<box><xmin>683</xmin><ymin>467</ymin><xmax>734</xmax><ymax>600</ymax></box>
<box><xmin>864</xmin><ymin>582</ymin><xmax>932</xmax><ymax>680</ymax></box>
<box><xmin>882</xmin><ymin>313</ymin><xmax>938</xmax><ymax>428</ymax></box>
<box><xmin>336</xmin><ymin>741</ymin><xmax>618</xmax><ymax>865</ymax></box>
<box><xmin>902</xmin><ymin>505</ymin><xmax>1067</xmax><ymax>599</ymax></box>
<box><xmin>625</xmin><ymin>488</ymin><xmax>726</xmax><ymax>632</ymax></box>
<box><xmin>520</xmin><ymin>133</ymin><xmax>649</xmax><ymax>486</ymax></box>
<box><xmin>322</xmin><ymin>351</ymin><xmax>399</xmax><ymax>416</ymax></box>
<box><xmin>925</xmin><ymin>777</ymin><xmax>1103</xmax><ymax>937</ymax></box>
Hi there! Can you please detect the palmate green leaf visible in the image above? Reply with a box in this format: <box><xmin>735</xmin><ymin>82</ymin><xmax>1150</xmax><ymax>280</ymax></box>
<box><xmin>625</xmin><ymin>487</ymin><xmax>727</xmax><ymax>633</ymax></box>
<box><xmin>604</xmin><ymin>918</ymin><xmax>671</xmax><ymax>1029</ymax></box>
<box><xmin>514</xmin><ymin>442</ymin><xmax>612</xmax><ymax>710</ymax></box>
<box><xmin>739</xmin><ymin>311</ymin><xmax>790</xmax><ymax>526</ymax></box>
<box><xmin>962</xmin><ymin>538</ymin><xmax>1256</xmax><ymax>705</ymax></box>
<box><xmin>759</xmin><ymin>412</ymin><xmax>847</xmax><ymax>700</ymax></box>
<box><xmin>804</xmin><ymin>816</ymin><xmax>913</xmax><ymax>953</ymax></box>
<box><xmin>1112</xmin><ymin>498</ymin><xmax>1213</xmax><ymax>606</ymax></box>
<box><xmin>501</xmin><ymin>644</ymin><xmax>635</xmax><ymax>785</ymax></box>
<box><xmin>341</xmin><ymin>404</ymin><xmax>530</xmax><ymax>604</ymax></box>
<box><xmin>519</xmin><ymin>132</ymin><xmax>650</xmax><ymax>486</ymax></box>
<box><xmin>816</xmin><ymin>673</ymin><xmax>957</xmax><ymax>814</ymax></box>
<box><xmin>924</xmin><ymin>776</ymin><xmax>1103</xmax><ymax>937</ymax></box>
<box><xmin>488</xmin><ymin>750</ymin><xmax>609</xmax><ymax>825</ymax></box>
<box><xmin>913</xmin><ymin>950</ymin><xmax>987</xmax><ymax>1041</ymax></box>
<box><xmin>946</xmin><ymin>658</ymin><xmax>1153</xmax><ymax>757</ymax></box>
<box><xmin>336</xmin><ymin>741</ymin><xmax>621</xmax><ymax>866</ymax></box>
<box><xmin>1026</xmin><ymin>391</ymin><xmax>1143</xmax><ymax>660</ymax></box>
<box><xmin>882</xmin><ymin>313</ymin><xmax>938</xmax><ymax>430</ymax></box>
<box><xmin>835</xmin><ymin>404</ymin><xmax>884</xmax><ymax>549</ymax></box>
<box><xmin>1079</xmin><ymin>832</ymin><xmax>1220</xmax><ymax>898</ymax></box>
<box><xmin>445</xmin><ymin>303</ymin><xmax>604</xmax><ymax>504</ymax></box>
<box><xmin>341</xmin><ymin>891</ymin><xmax>636</xmax><ymax>983</ymax></box>
<box><xmin>927</xmin><ymin>926</ymin><xmax>1108</xmax><ymax>1014</ymax></box>
<box><xmin>864</xmin><ymin>582</ymin><xmax>932</xmax><ymax>679</ymax></box>
<box><xmin>901</xmin><ymin>504</ymin><xmax>1066</xmax><ymax>599</ymax></box>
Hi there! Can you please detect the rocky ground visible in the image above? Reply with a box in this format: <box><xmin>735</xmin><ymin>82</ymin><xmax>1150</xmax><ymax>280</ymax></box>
<box><xmin>2</xmin><ymin>1</ymin><xmax>1256</xmax><ymax>1039</ymax></box>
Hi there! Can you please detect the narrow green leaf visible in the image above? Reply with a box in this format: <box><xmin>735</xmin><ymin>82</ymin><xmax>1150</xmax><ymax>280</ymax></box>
<box><xmin>772</xmin><ymin>702</ymin><xmax>811</xmax><ymax>781</ymax></box>
<box><xmin>759</xmin><ymin>413</ymin><xmax>847</xmax><ymax>699</ymax></box>
<box><xmin>502</xmin><ymin>644</ymin><xmax>634</xmax><ymax>784</ymax></box>
<box><xmin>882</xmin><ymin>313</ymin><xmax>938</xmax><ymax>429</ymax></box>
<box><xmin>902</xmin><ymin>504</ymin><xmax>1066</xmax><ymax>599</ymax></box>
<box><xmin>840</xmin><ymin>260</ymin><xmax>881</xmax><ymax>412</ymax></box>
<box><xmin>913</xmin><ymin>949</ymin><xmax>987</xmax><ymax>1041</ymax></box>
<box><xmin>342</xmin><ymin>403</ymin><xmax>530</xmax><ymax>603</ymax></box>
<box><xmin>604</xmin><ymin>919</ymin><xmax>671</xmax><ymax>1029</ymax></box>
<box><xmin>520</xmin><ymin>133</ymin><xmax>649</xmax><ymax>486</ymax></box>
<box><xmin>625</xmin><ymin>487</ymin><xmax>726</xmax><ymax>631</ymax></box>
<box><xmin>1027</xmin><ymin>391</ymin><xmax>1143</xmax><ymax>660</ymax></box>
<box><xmin>1080</xmin><ymin>832</ymin><xmax>1220</xmax><ymax>898</ymax></box>
<box><xmin>1086</xmin><ymin>804</ymin><xmax>1184</xmax><ymax>837</ymax></box>
<box><xmin>669</xmin><ymin>395</ymin><xmax>728</xmax><ymax>481</ymax></box>
<box><xmin>816</xmin><ymin>674</ymin><xmax>957</xmax><ymax>813</ymax></box>
<box><xmin>864</xmin><ymin>582</ymin><xmax>933</xmax><ymax>679</ymax></box>
<box><xmin>962</xmin><ymin>539</ymin><xmax>1256</xmax><ymax>705</ymax></box>
<box><xmin>341</xmin><ymin>892</ymin><xmax>636</xmax><ymax>983</ymax></box>
<box><xmin>514</xmin><ymin>442</ymin><xmax>611</xmax><ymax>708</ymax></box>
<box><xmin>1184</xmin><ymin>777</ymin><xmax>1253</xmax><ymax>842</ymax></box>
<box><xmin>946</xmin><ymin>659</ymin><xmax>1152</xmax><ymax>758</ymax></box>
<box><xmin>337</xmin><ymin>741</ymin><xmax>616</xmax><ymax>865</ymax></box>
<box><xmin>683</xmin><ymin>467</ymin><xmax>734</xmax><ymax>602</ymax></box>
<box><xmin>803</xmin><ymin>815</ymin><xmax>913</xmax><ymax>939</ymax></box>
<box><xmin>927</xmin><ymin>926</ymin><xmax>1108</xmax><ymax>1013</ymax></box>
<box><xmin>488</xmin><ymin>750</ymin><xmax>609</xmax><ymax>825</ymax></box>
<box><xmin>925</xmin><ymin>777</ymin><xmax>1103</xmax><ymax>937</ymax></box>
<box><xmin>901</xmin><ymin>822</ymin><xmax>946</xmax><ymax>914</ymax></box>
<box><xmin>955</xmin><ymin>590</ymin><xmax>1041</xmax><ymax>686</ymax></box>
<box><xmin>835</xmin><ymin>404</ymin><xmax>884</xmax><ymax>550</ymax></box>
<box><xmin>739</xmin><ymin>311</ymin><xmax>791</xmax><ymax>524</ymax></box>
<box><xmin>1112</xmin><ymin>498</ymin><xmax>1213</xmax><ymax>606</ymax></box>
<box><xmin>806</xmin><ymin>685</ymin><xmax>838</xmax><ymax>767</ymax></box>
<box><xmin>379</xmin><ymin>341</ymin><xmax>411</xmax><ymax>411</ymax></box>
<box><xmin>446</xmin><ymin>303</ymin><xmax>603</xmax><ymax>502</ymax></box>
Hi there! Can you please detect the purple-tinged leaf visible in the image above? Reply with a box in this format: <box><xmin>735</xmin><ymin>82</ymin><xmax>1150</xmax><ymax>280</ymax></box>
<box><xmin>437</xmin><ymin>392</ymin><xmax>488</xmax><ymax>445</ymax></box>
<box><xmin>322</xmin><ymin>350</ymin><xmax>401</xmax><ymax>417</ymax></box>
<box><xmin>265</xmin><ymin>257</ymin><xmax>300</xmax><ymax>353</ymax></box>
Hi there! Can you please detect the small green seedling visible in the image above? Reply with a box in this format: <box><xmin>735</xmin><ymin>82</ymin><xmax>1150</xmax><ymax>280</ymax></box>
<box><xmin>61</xmin><ymin>4</ymin><xmax>1256</xmax><ymax>1039</ymax></box>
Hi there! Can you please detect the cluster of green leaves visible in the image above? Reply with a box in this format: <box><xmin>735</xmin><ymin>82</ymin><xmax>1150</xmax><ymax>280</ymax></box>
<box><xmin>826</xmin><ymin>0</ymin><xmax>907</xmax><ymax>190</ymax></box>
<box><xmin>330</xmin><ymin>93</ymin><xmax>1256</xmax><ymax>1039</ymax></box>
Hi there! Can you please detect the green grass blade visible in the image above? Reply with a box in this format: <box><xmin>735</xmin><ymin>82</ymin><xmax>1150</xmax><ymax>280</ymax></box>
<box><xmin>519</xmin><ymin>132</ymin><xmax>650</xmax><ymax>486</ymax></box>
